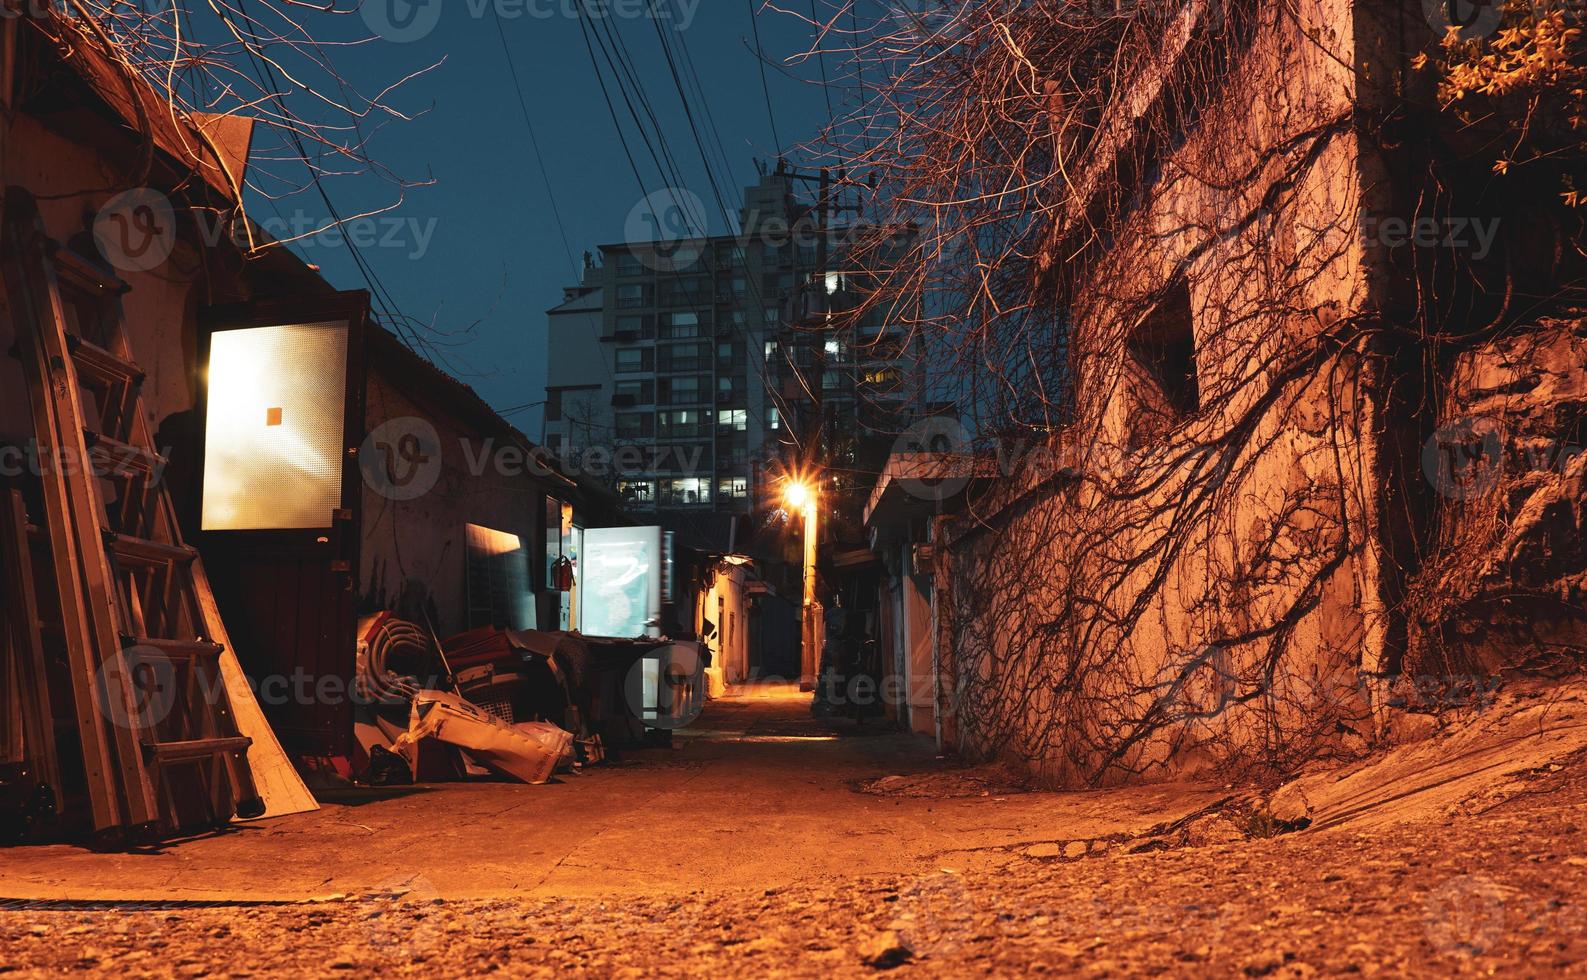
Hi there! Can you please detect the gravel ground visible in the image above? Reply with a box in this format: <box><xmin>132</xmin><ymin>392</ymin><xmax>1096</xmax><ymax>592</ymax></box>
<box><xmin>3</xmin><ymin>758</ymin><xmax>1586</xmax><ymax>977</ymax></box>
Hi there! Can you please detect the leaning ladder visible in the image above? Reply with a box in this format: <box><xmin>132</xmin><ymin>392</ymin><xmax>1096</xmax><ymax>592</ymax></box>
<box><xmin>3</xmin><ymin>190</ymin><xmax>262</xmax><ymax>839</ymax></box>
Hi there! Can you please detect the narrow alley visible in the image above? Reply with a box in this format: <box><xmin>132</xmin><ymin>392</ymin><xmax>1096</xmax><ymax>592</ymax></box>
<box><xmin>6</xmin><ymin>5</ymin><xmax>1587</xmax><ymax>974</ymax></box>
<box><xmin>0</xmin><ymin>685</ymin><xmax>1222</xmax><ymax>902</ymax></box>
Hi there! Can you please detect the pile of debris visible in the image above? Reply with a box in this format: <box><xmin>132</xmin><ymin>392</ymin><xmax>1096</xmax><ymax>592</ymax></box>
<box><xmin>349</xmin><ymin>615</ymin><xmax>710</xmax><ymax>787</ymax></box>
<box><xmin>350</xmin><ymin>615</ymin><xmax>585</xmax><ymax>786</ymax></box>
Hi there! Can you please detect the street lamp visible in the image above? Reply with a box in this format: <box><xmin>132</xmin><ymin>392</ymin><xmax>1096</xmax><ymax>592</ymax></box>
<box><xmin>782</xmin><ymin>479</ymin><xmax>812</xmax><ymax>513</ymax></box>
<box><xmin>783</xmin><ymin>477</ymin><xmax>821</xmax><ymax>692</ymax></box>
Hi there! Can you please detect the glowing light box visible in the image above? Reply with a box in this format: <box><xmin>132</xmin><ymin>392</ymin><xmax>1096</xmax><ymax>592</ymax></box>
<box><xmin>201</xmin><ymin>320</ymin><xmax>349</xmax><ymax>531</ymax></box>
<box><xmin>580</xmin><ymin>526</ymin><xmax>664</xmax><ymax>639</ymax></box>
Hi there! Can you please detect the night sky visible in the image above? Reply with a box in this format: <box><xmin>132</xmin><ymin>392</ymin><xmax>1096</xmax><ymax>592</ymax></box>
<box><xmin>270</xmin><ymin>2</ymin><xmax>844</xmax><ymax>437</ymax></box>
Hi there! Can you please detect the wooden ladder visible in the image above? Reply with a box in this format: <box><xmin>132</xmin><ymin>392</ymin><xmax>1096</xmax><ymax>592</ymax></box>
<box><xmin>3</xmin><ymin>189</ymin><xmax>262</xmax><ymax>840</ymax></box>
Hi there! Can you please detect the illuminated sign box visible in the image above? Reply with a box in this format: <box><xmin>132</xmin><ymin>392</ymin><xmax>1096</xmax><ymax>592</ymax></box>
<box><xmin>580</xmin><ymin>526</ymin><xmax>666</xmax><ymax>639</ymax></box>
<box><xmin>201</xmin><ymin>320</ymin><xmax>349</xmax><ymax>531</ymax></box>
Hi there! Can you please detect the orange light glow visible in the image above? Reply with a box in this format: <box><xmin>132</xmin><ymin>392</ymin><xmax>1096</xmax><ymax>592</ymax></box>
<box><xmin>782</xmin><ymin>479</ymin><xmax>813</xmax><ymax>513</ymax></box>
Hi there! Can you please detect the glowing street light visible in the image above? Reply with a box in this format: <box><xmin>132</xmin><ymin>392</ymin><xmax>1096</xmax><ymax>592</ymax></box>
<box><xmin>782</xmin><ymin>478</ymin><xmax>813</xmax><ymax>513</ymax></box>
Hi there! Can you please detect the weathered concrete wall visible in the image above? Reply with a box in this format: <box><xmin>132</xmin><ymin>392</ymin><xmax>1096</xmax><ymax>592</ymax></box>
<box><xmin>0</xmin><ymin>113</ymin><xmax>205</xmax><ymax>454</ymax></box>
<box><xmin>697</xmin><ymin>561</ymin><xmax>750</xmax><ymax>689</ymax></box>
<box><xmin>943</xmin><ymin>0</ymin><xmax>1387</xmax><ymax>786</ymax></box>
<box><xmin>359</xmin><ymin>370</ymin><xmax>550</xmax><ymax>639</ymax></box>
<box><xmin>1407</xmin><ymin>320</ymin><xmax>1587</xmax><ymax>679</ymax></box>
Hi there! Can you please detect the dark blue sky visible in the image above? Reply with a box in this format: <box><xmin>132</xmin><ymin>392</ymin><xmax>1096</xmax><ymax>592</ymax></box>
<box><xmin>274</xmin><ymin>3</ymin><xmax>847</xmax><ymax>436</ymax></box>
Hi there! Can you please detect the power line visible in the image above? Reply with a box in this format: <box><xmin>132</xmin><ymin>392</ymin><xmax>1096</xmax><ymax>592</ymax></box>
<box><xmin>233</xmin><ymin>0</ymin><xmax>441</xmax><ymax>367</ymax></box>
<box><xmin>573</xmin><ymin>1</ymin><xmax>849</xmax><ymax>468</ymax></box>
<box><xmin>746</xmin><ymin>0</ymin><xmax>784</xmax><ymax>153</ymax></box>
<box><xmin>809</xmin><ymin>0</ymin><xmax>835</xmax><ymax>124</ymax></box>
<box><xmin>491</xmin><ymin>7</ymin><xmax>579</xmax><ymax>281</ymax></box>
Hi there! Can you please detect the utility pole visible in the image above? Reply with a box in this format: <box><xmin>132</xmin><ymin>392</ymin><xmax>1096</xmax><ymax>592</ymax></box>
<box><xmin>799</xmin><ymin>486</ymin><xmax>819</xmax><ymax>691</ymax></box>
<box><xmin>779</xmin><ymin>165</ymin><xmax>834</xmax><ymax>694</ymax></box>
<box><xmin>776</xmin><ymin>164</ymin><xmax>858</xmax><ymax>696</ymax></box>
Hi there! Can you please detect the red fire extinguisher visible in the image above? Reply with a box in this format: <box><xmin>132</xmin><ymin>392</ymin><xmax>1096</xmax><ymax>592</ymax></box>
<box><xmin>550</xmin><ymin>555</ymin><xmax>576</xmax><ymax>592</ymax></box>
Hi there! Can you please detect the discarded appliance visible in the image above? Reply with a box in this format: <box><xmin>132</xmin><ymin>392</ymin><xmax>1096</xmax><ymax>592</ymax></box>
<box><xmin>442</xmin><ymin>626</ymin><xmax>571</xmax><ymax>728</ymax></box>
<box><xmin>502</xmin><ymin>630</ymin><xmax>711</xmax><ymax>747</ymax></box>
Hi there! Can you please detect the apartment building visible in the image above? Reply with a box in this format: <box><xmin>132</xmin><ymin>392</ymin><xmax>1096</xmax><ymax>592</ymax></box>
<box><xmin>543</xmin><ymin>166</ymin><xmax>919</xmax><ymax>548</ymax></box>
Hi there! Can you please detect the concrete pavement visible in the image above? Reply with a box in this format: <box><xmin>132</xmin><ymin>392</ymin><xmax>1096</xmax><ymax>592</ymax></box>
<box><xmin>0</xmin><ymin>683</ymin><xmax>1224</xmax><ymax>903</ymax></box>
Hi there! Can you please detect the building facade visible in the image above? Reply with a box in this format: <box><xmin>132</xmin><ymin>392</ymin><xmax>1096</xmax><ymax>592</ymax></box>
<box><xmin>898</xmin><ymin>1</ymin><xmax>1587</xmax><ymax>787</ymax></box>
<box><xmin>543</xmin><ymin>167</ymin><xmax>920</xmax><ymax>552</ymax></box>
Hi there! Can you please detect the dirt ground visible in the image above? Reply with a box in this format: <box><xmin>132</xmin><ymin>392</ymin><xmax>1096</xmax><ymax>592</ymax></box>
<box><xmin>3</xmin><ymin>683</ymin><xmax>1587</xmax><ymax>976</ymax></box>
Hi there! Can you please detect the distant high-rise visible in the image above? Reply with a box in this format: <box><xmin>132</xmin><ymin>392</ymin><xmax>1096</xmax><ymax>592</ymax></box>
<box><xmin>543</xmin><ymin>166</ymin><xmax>920</xmax><ymax>550</ymax></box>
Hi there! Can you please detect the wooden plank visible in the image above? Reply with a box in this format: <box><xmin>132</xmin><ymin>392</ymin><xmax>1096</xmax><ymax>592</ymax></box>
<box><xmin>0</xmin><ymin>490</ymin><xmax>61</xmax><ymax>800</ymax></box>
<box><xmin>145</xmin><ymin>736</ymin><xmax>251</xmax><ymax>763</ymax></box>
<box><xmin>0</xmin><ymin>18</ymin><xmax>15</xmax><ymax>116</ymax></box>
<box><xmin>190</xmin><ymin>558</ymin><xmax>318</xmax><ymax>820</ymax></box>
<box><xmin>1</xmin><ymin>623</ymin><xmax>21</xmax><ymax>765</ymax></box>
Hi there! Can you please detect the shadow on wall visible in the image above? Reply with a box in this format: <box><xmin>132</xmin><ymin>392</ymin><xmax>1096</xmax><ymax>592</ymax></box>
<box><xmin>361</xmin><ymin>558</ymin><xmax>441</xmax><ymax>634</ymax></box>
<box><xmin>1407</xmin><ymin>320</ymin><xmax>1587</xmax><ymax>678</ymax></box>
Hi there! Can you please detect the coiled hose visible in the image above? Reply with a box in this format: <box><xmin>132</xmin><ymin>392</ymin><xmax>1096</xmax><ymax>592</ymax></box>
<box><xmin>356</xmin><ymin>615</ymin><xmax>433</xmax><ymax>705</ymax></box>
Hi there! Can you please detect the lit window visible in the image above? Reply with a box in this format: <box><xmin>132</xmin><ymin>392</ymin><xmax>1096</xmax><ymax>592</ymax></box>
<box><xmin>659</xmin><ymin>410</ymin><xmax>706</xmax><ymax>438</ymax></box>
<box><xmin>661</xmin><ymin>478</ymin><xmax>711</xmax><ymax>506</ymax></box>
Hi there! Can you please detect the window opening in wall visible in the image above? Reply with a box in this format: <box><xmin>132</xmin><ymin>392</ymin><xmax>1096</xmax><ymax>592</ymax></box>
<box><xmin>1126</xmin><ymin>277</ymin><xmax>1199</xmax><ymax>441</ymax></box>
